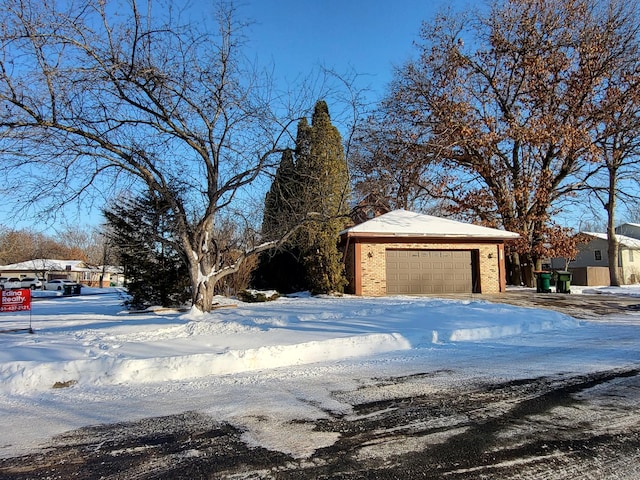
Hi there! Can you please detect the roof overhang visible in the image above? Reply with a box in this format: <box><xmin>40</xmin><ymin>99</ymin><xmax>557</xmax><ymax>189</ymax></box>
<box><xmin>341</xmin><ymin>231</ymin><xmax>519</xmax><ymax>242</ymax></box>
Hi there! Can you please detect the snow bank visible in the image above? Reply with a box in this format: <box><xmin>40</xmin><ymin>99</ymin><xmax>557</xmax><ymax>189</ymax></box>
<box><xmin>0</xmin><ymin>333</ymin><xmax>411</xmax><ymax>393</ymax></box>
<box><xmin>0</xmin><ymin>291</ymin><xmax>580</xmax><ymax>395</ymax></box>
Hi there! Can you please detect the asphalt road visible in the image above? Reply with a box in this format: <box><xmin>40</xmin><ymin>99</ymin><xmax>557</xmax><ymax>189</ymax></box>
<box><xmin>1</xmin><ymin>292</ymin><xmax>640</xmax><ymax>479</ymax></box>
<box><xmin>1</xmin><ymin>368</ymin><xmax>639</xmax><ymax>479</ymax></box>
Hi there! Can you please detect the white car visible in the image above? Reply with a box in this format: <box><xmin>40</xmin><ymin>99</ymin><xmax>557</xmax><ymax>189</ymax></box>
<box><xmin>20</xmin><ymin>277</ymin><xmax>43</xmax><ymax>290</ymax></box>
<box><xmin>1</xmin><ymin>277</ymin><xmax>22</xmax><ymax>290</ymax></box>
<box><xmin>44</xmin><ymin>279</ymin><xmax>76</xmax><ymax>291</ymax></box>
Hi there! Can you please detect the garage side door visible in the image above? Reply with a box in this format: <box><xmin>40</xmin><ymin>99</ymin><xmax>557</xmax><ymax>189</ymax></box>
<box><xmin>386</xmin><ymin>250</ymin><xmax>473</xmax><ymax>294</ymax></box>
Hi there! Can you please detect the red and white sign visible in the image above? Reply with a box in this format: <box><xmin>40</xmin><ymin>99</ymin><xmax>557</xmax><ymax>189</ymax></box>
<box><xmin>0</xmin><ymin>288</ymin><xmax>31</xmax><ymax>312</ymax></box>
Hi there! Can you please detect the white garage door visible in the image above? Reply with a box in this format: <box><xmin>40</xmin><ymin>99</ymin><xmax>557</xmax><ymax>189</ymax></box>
<box><xmin>386</xmin><ymin>250</ymin><xmax>473</xmax><ymax>294</ymax></box>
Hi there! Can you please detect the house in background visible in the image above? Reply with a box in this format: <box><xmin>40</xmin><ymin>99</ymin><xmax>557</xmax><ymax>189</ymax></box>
<box><xmin>350</xmin><ymin>194</ymin><xmax>391</xmax><ymax>225</ymax></box>
<box><xmin>568</xmin><ymin>232</ymin><xmax>640</xmax><ymax>285</ymax></box>
<box><xmin>99</xmin><ymin>265</ymin><xmax>125</xmax><ymax>287</ymax></box>
<box><xmin>0</xmin><ymin>259</ymin><xmax>124</xmax><ymax>287</ymax></box>
<box><xmin>616</xmin><ymin>222</ymin><xmax>640</xmax><ymax>239</ymax></box>
<box><xmin>340</xmin><ymin>209</ymin><xmax>519</xmax><ymax>296</ymax></box>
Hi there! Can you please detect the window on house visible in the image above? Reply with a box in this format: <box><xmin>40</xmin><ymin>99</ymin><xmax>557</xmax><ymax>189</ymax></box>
<box><xmin>594</xmin><ymin>250</ymin><xmax>602</xmax><ymax>261</ymax></box>
<box><xmin>630</xmin><ymin>250</ymin><xmax>635</xmax><ymax>262</ymax></box>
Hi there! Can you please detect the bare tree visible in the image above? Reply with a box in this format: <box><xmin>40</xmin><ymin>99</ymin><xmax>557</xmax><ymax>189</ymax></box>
<box><xmin>358</xmin><ymin>0</ymin><xmax>640</xmax><ymax>286</ymax></box>
<box><xmin>0</xmin><ymin>0</ymin><xmax>303</xmax><ymax>311</ymax></box>
<box><xmin>0</xmin><ymin>227</ymin><xmax>28</xmax><ymax>265</ymax></box>
<box><xmin>0</xmin><ymin>227</ymin><xmax>79</xmax><ymax>264</ymax></box>
<box><xmin>590</xmin><ymin>113</ymin><xmax>640</xmax><ymax>286</ymax></box>
<box><xmin>581</xmin><ymin>3</ymin><xmax>640</xmax><ymax>285</ymax></box>
<box><xmin>350</xmin><ymin>110</ymin><xmax>452</xmax><ymax>214</ymax></box>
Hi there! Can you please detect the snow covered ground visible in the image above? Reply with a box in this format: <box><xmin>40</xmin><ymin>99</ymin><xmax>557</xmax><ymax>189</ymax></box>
<box><xmin>1</xmin><ymin>286</ymin><xmax>640</xmax><ymax>459</ymax></box>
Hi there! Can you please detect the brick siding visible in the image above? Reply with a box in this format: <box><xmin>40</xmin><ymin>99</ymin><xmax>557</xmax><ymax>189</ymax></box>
<box><xmin>344</xmin><ymin>240</ymin><xmax>505</xmax><ymax>296</ymax></box>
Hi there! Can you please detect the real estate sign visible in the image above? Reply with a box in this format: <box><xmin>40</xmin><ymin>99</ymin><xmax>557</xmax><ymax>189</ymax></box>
<box><xmin>0</xmin><ymin>288</ymin><xmax>31</xmax><ymax>312</ymax></box>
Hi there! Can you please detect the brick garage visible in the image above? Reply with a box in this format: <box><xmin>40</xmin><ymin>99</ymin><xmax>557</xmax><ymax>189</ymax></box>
<box><xmin>340</xmin><ymin>210</ymin><xmax>519</xmax><ymax>296</ymax></box>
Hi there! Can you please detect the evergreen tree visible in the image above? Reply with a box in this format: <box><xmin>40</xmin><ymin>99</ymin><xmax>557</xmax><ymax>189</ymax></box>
<box><xmin>296</xmin><ymin>100</ymin><xmax>351</xmax><ymax>294</ymax></box>
<box><xmin>104</xmin><ymin>193</ymin><xmax>191</xmax><ymax>308</ymax></box>
<box><xmin>258</xmin><ymin>100</ymin><xmax>351</xmax><ymax>294</ymax></box>
<box><xmin>261</xmin><ymin>149</ymin><xmax>299</xmax><ymax>241</ymax></box>
<box><xmin>255</xmin><ymin>149</ymin><xmax>307</xmax><ymax>293</ymax></box>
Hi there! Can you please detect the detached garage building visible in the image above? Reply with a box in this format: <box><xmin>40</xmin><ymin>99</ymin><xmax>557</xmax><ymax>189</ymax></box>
<box><xmin>340</xmin><ymin>210</ymin><xmax>519</xmax><ymax>296</ymax></box>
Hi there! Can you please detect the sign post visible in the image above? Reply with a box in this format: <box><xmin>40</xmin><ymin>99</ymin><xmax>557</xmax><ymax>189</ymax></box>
<box><xmin>0</xmin><ymin>288</ymin><xmax>33</xmax><ymax>333</ymax></box>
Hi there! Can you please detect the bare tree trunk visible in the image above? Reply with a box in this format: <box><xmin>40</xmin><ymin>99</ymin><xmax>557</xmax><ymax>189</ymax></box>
<box><xmin>508</xmin><ymin>252</ymin><xmax>523</xmax><ymax>286</ymax></box>
<box><xmin>521</xmin><ymin>253</ymin><xmax>535</xmax><ymax>288</ymax></box>
<box><xmin>607</xmin><ymin>229</ymin><xmax>621</xmax><ymax>286</ymax></box>
<box><xmin>183</xmin><ymin>226</ymin><xmax>218</xmax><ymax>312</ymax></box>
<box><xmin>191</xmin><ymin>266</ymin><xmax>218</xmax><ymax>312</ymax></box>
<box><xmin>606</xmin><ymin>173</ymin><xmax>622</xmax><ymax>286</ymax></box>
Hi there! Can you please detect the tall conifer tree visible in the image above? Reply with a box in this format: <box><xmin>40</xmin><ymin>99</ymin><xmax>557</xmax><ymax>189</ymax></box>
<box><xmin>262</xmin><ymin>149</ymin><xmax>298</xmax><ymax>241</ymax></box>
<box><xmin>295</xmin><ymin>101</ymin><xmax>351</xmax><ymax>294</ymax></box>
<box><xmin>257</xmin><ymin>149</ymin><xmax>306</xmax><ymax>292</ymax></box>
<box><xmin>258</xmin><ymin>100</ymin><xmax>351</xmax><ymax>294</ymax></box>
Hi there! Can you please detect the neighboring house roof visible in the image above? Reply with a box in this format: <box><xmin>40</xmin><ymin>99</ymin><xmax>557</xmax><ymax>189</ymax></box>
<box><xmin>0</xmin><ymin>259</ymin><xmax>93</xmax><ymax>272</ymax></box>
<box><xmin>616</xmin><ymin>223</ymin><xmax>640</xmax><ymax>238</ymax></box>
<box><xmin>341</xmin><ymin>209</ymin><xmax>520</xmax><ymax>240</ymax></box>
<box><xmin>583</xmin><ymin>232</ymin><xmax>640</xmax><ymax>249</ymax></box>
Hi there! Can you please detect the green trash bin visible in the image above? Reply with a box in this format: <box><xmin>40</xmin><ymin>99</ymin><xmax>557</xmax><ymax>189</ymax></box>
<box><xmin>555</xmin><ymin>271</ymin><xmax>572</xmax><ymax>294</ymax></box>
<box><xmin>63</xmin><ymin>284</ymin><xmax>72</xmax><ymax>295</ymax></box>
<box><xmin>535</xmin><ymin>271</ymin><xmax>552</xmax><ymax>293</ymax></box>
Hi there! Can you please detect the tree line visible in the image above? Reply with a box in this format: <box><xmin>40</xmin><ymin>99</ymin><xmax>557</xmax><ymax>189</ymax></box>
<box><xmin>0</xmin><ymin>0</ymin><xmax>638</xmax><ymax>309</ymax></box>
<box><xmin>0</xmin><ymin>226</ymin><xmax>109</xmax><ymax>266</ymax></box>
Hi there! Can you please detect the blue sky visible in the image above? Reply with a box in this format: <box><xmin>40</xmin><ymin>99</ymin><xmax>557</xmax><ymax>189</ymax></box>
<box><xmin>235</xmin><ymin>0</ymin><xmax>471</xmax><ymax>101</ymax></box>
<box><xmin>1</xmin><ymin>0</ymin><xmax>476</xmax><ymax>233</ymax></box>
